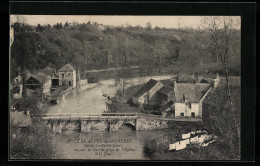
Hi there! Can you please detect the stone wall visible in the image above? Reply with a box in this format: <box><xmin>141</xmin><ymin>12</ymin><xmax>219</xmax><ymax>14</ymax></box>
<box><xmin>136</xmin><ymin>118</ymin><xmax>203</xmax><ymax>131</ymax></box>
<box><xmin>136</xmin><ymin>118</ymin><xmax>169</xmax><ymax>130</ymax></box>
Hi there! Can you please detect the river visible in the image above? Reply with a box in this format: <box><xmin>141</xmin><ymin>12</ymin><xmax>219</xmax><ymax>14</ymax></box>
<box><xmin>48</xmin><ymin>75</ymin><xmax>196</xmax><ymax>160</ymax></box>
<box><xmin>47</xmin><ymin>75</ymin><xmax>176</xmax><ymax>114</ymax></box>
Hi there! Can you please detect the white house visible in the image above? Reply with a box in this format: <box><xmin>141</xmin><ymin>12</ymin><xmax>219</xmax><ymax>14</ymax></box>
<box><xmin>174</xmin><ymin>83</ymin><xmax>212</xmax><ymax>118</ymax></box>
<box><xmin>58</xmin><ymin>64</ymin><xmax>77</xmax><ymax>88</ymax></box>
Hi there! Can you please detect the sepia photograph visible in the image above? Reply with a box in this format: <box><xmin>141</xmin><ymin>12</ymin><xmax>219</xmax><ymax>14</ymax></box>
<box><xmin>9</xmin><ymin>15</ymin><xmax>242</xmax><ymax>160</ymax></box>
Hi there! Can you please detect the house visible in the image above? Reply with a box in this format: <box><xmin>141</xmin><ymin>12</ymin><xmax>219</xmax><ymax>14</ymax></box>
<box><xmin>199</xmin><ymin>73</ymin><xmax>220</xmax><ymax>88</ymax></box>
<box><xmin>13</xmin><ymin>70</ymin><xmax>52</xmax><ymax>94</ymax></box>
<box><xmin>156</xmin><ymin>85</ymin><xmax>174</xmax><ymax>105</ymax></box>
<box><xmin>43</xmin><ymin>65</ymin><xmax>60</xmax><ymax>90</ymax></box>
<box><xmin>177</xmin><ymin>73</ymin><xmax>196</xmax><ymax>83</ymax></box>
<box><xmin>131</xmin><ymin>73</ymin><xmax>219</xmax><ymax>119</ymax></box>
<box><xmin>174</xmin><ymin>83</ymin><xmax>211</xmax><ymax>118</ymax></box>
<box><xmin>43</xmin><ymin>66</ymin><xmax>58</xmax><ymax>77</ymax></box>
<box><xmin>25</xmin><ymin>72</ymin><xmax>41</xmax><ymax>90</ymax></box>
<box><xmin>58</xmin><ymin>63</ymin><xmax>76</xmax><ymax>88</ymax></box>
<box><xmin>160</xmin><ymin>100</ymin><xmax>175</xmax><ymax>118</ymax></box>
<box><xmin>132</xmin><ymin>79</ymin><xmax>163</xmax><ymax>106</ymax></box>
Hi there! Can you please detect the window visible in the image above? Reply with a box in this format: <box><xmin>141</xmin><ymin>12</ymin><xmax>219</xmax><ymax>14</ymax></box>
<box><xmin>62</xmin><ymin>73</ymin><xmax>64</xmax><ymax>78</ymax></box>
<box><xmin>191</xmin><ymin>112</ymin><xmax>195</xmax><ymax>118</ymax></box>
<box><xmin>68</xmin><ymin>73</ymin><xmax>71</xmax><ymax>76</ymax></box>
<box><xmin>69</xmin><ymin>81</ymin><xmax>72</xmax><ymax>86</ymax></box>
<box><xmin>16</xmin><ymin>79</ymin><xmax>18</xmax><ymax>83</ymax></box>
<box><xmin>180</xmin><ymin>113</ymin><xmax>184</xmax><ymax>117</ymax></box>
<box><xmin>188</xmin><ymin>103</ymin><xmax>191</xmax><ymax>108</ymax></box>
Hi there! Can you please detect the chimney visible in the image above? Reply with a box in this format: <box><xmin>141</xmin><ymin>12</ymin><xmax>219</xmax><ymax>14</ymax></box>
<box><xmin>173</xmin><ymin>79</ymin><xmax>177</xmax><ymax>87</ymax></box>
<box><xmin>216</xmin><ymin>73</ymin><xmax>219</xmax><ymax>80</ymax></box>
<box><xmin>192</xmin><ymin>72</ymin><xmax>196</xmax><ymax>83</ymax></box>
<box><xmin>212</xmin><ymin>73</ymin><xmax>220</xmax><ymax>88</ymax></box>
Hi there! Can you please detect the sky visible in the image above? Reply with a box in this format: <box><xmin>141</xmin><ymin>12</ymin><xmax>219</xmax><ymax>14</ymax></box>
<box><xmin>10</xmin><ymin>15</ymin><xmax>240</xmax><ymax>29</ymax></box>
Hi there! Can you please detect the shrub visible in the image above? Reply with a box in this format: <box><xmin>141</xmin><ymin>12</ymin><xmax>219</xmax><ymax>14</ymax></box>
<box><xmin>10</xmin><ymin>118</ymin><xmax>63</xmax><ymax>159</ymax></box>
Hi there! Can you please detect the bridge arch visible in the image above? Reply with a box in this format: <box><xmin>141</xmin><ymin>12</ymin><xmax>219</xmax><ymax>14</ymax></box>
<box><xmin>118</xmin><ymin>123</ymin><xmax>136</xmax><ymax>130</ymax></box>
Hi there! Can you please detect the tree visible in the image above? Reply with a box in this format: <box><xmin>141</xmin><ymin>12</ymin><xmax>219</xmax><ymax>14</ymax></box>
<box><xmin>146</xmin><ymin>22</ymin><xmax>152</xmax><ymax>31</ymax></box>
<box><xmin>196</xmin><ymin>16</ymin><xmax>240</xmax><ymax>97</ymax></box>
<box><xmin>36</xmin><ymin>72</ymin><xmax>50</xmax><ymax>102</ymax></box>
<box><xmin>64</xmin><ymin>21</ymin><xmax>69</xmax><ymax>28</ymax></box>
<box><xmin>196</xmin><ymin>16</ymin><xmax>241</xmax><ymax>159</ymax></box>
<box><xmin>10</xmin><ymin>115</ymin><xmax>62</xmax><ymax>159</ymax></box>
<box><xmin>36</xmin><ymin>24</ymin><xmax>44</xmax><ymax>32</ymax></box>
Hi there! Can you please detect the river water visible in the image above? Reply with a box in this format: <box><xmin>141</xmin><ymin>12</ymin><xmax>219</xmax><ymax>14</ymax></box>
<box><xmin>48</xmin><ymin>75</ymin><xmax>194</xmax><ymax>160</ymax></box>
<box><xmin>47</xmin><ymin>75</ymin><xmax>176</xmax><ymax>114</ymax></box>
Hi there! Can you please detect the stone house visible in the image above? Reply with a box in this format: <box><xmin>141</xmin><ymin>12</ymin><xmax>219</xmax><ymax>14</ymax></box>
<box><xmin>132</xmin><ymin>79</ymin><xmax>164</xmax><ymax>106</ymax></box>
<box><xmin>58</xmin><ymin>64</ymin><xmax>76</xmax><ymax>88</ymax></box>
<box><xmin>174</xmin><ymin>83</ymin><xmax>212</xmax><ymax>118</ymax></box>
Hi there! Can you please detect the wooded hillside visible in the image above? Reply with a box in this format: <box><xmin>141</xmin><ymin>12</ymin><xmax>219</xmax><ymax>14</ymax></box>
<box><xmin>10</xmin><ymin>21</ymin><xmax>240</xmax><ymax>79</ymax></box>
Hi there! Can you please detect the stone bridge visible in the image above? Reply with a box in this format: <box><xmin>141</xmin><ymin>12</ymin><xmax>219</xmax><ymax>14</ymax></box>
<box><xmin>35</xmin><ymin>113</ymin><xmax>138</xmax><ymax>133</ymax></box>
<box><xmin>34</xmin><ymin>113</ymin><xmax>199</xmax><ymax>133</ymax></box>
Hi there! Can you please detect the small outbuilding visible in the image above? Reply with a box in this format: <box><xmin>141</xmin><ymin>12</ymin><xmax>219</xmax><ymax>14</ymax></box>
<box><xmin>160</xmin><ymin>100</ymin><xmax>175</xmax><ymax>118</ymax></box>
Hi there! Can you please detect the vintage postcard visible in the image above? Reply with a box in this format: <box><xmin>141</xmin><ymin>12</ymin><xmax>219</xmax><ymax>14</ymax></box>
<box><xmin>9</xmin><ymin>15</ymin><xmax>242</xmax><ymax>160</ymax></box>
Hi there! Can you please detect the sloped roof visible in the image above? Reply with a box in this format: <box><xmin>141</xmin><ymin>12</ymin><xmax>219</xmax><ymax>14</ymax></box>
<box><xmin>174</xmin><ymin>83</ymin><xmax>211</xmax><ymax>103</ymax></box>
<box><xmin>160</xmin><ymin>100</ymin><xmax>174</xmax><ymax>112</ymax></box>
<box><xmin>178</xmin><ymin>73</ymin><xmax>196</xmax><ymax>83</ymax></box>
<box><xmin>35</xmin><ymin>72</ymin><xmax>51</xmax><ymax>83</ymax></box>
<box><xmin>132</xmin><ymin>79</ymin><xmax>160</xmax><ymax>98</ymax></box>
<box><xmin>158</xmin><ymin>85</ymin><xmax>174</xmax><ymax>95</ymax></box>
<box><xmin>25</xmin><ymin>71</ymin><xmax>38</xmax><ymax>81</ymax></box>
<box><xmin>10</xmin><ymin>111</ymin><xmax>32</xmax><ymax>127</ymax></box>
<box><xmin>200</xmin><ymin>78</ymin><xmax>212</xmax><ymax>83</ymax></box>
<box><xmin>59</xmin><ymin>64</ymin><xmax>76</xmax><ymax>72</ymax></box>
<box><xmin>160</xmin><ymin>79</ymin><xmax>174</xmax><ymax>87</ymax></box>
<box><xmin>43</xmin><ymin>66</ymin><xmax>55</xmax><ymax>76</ymax></box>
<box><xmin>47</xmin><ymin>63</ymin><xmax>56</xmax><ymax>69</ymax></box>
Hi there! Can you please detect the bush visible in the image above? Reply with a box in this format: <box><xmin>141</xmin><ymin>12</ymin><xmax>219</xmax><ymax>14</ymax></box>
<box><xmin>10</xmin><ymin>118</ymin><xmax>63</xmax><ymax>159</ymax></box>
<box><xmin>143</xmin><ymin>139</ymin><xmax>157</xmax><ymax>158</ymax></box>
